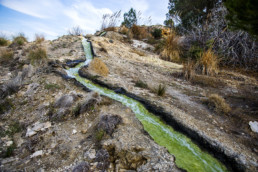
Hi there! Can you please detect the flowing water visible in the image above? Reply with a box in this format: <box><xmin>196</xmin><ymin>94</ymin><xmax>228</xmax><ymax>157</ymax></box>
<box><xmin>65</xmin><ymin>38</ymin><xmax>228</xmax><ymax>172</ymax></box>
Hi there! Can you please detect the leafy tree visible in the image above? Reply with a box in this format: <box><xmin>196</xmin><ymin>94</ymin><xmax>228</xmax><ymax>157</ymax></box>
<box><xmin>152</xmin><ymin>28</ymin><xmax>162</xmax><ymax>39</ymax></box>
<box><xmin>224</xmin><ymin>0</ymin><xmax>258</xmax><ymax>37</ymax></box>
<box><xmin>164</xmin><ymin>18</ymin><xmax>174</xmax><ymax>29</ymax></box>
<box><xmin>165</xmin><ymin>0</ymin><xmax>221</xmax><ymax>30</ymax></box>
<box><xmin>122</xmin><ymin>8</ymin><xmax>137</xmax><ymax>28</ymax></box>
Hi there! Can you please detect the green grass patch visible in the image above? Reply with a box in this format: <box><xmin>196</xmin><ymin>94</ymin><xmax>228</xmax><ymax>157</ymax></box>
<box><xmin>135</xmin><ymin>80</ymin><xmax>148</xmax><ymax>88</ymax></box>
<box><xmin>44</xmin><ymin>83</ymin><xmax>60</xmax><ymax>90</ymax></box>
<box><xmin>0</xmin><ymin>98</ymin><xmax>13</xmax><ymax>114</ymax></box>
<box><xmin>13</xmin><ymin>33</ymin><xmax>27</xmax><ymax>46</ymax></box>
<box><xmin>28</xmin><ymin>47</ymin><xmax>47</xmax><ymax>65</ymax></box>
<box><xmin>0</xmin><ymin>37</ymin><xmax>9</xmax><ymax>46</ymax></box>
<box><xmin>152</xmin><ymin>84</ymin><xmax>166</xmax><ymax>96</ymax></box>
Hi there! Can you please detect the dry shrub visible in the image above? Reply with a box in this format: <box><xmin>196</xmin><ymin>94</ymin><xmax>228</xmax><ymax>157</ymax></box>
<box><xmin>0</xmin><ymin>49</ymin><xmax>14</xmax><ymax>65</ymax></box>
<box><xmin>12</xmin><ymin>33</ymin><xmax>27</xmax><ymax>46</ymax></box>
<box><xmin>119</xmin><ymin>26</ymin><xmax>129</xmax><ymax>35</ymax></box>
<box><xmin>198</xmin><ymin>49</ymin><xmax>219</xmax><ymax>76</ymax></box>
<box><xmin>131</xmin><ymin>24</ymin><xmax>149</xmax><ymax>40</ymax></box>
<box><xmin>191</xmin><ymin>75</ymin><xmax>225</xmax><ymax>87</ymax></box>
<box><xmin>104</xmin><ymin>27</ymin><xmax>116</xmax><ymax>31</ymax></box>
<box><xmin>152</xmin><ymin>84</ymin><xmax>166</xmax><ymax>96</ymax></box>
<box><xmin>131</xmin><ymin>49</ymin><xmax>145</xmax><ymax>56</ymax></box>
<box><xmin>160</xmin><ymin>31</ymin><xmax>181</xmax><ymax>62</ymax></box>
<box><xmin>89</xmin><ymin>58</ymin><xmax>109</xmax><ymax>77</ymax></box>
<box><xmin>183</xmin><ymin>61</ymin><xmax>195</xmax><ymax>80</ymax></box>
<box><xmin>35</xmin><ymin>34</ymin><xmax>45</xmax><ymax>44</ymax></box>
<box><xmin>28</xmin><ymin>47</ymin><xmax>47</xmax><ymax>65</ymax></box>
<box><xmin>0</xmin><ymin>37</ymin><xmax>9</xmax><ymax>46</ymax></box>
<box><xmin>205</xmin><ymin>94</ymin><xmax>231</xmax><ymax>114</ymax></box>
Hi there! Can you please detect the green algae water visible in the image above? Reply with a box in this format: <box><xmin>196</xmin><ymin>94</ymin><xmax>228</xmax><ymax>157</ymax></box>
<box><xmin>65</xmin><ymin>38</ymin><xmax>228</xmax><ymax>172</ymax></box>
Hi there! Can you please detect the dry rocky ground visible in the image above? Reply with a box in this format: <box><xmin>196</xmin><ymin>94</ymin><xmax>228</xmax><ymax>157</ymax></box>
<box><xmin>0</xmin><ymin>32</ymin><xmax>257</xmax><ymax>171</ymax></box>
<box><xmin>0</xmin><ymin>36</ymin><xmax>180</xmax><ymax>171</ymax></box>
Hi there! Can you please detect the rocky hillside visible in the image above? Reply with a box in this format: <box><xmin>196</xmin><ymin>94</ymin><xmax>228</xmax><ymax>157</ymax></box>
<box><xmin>0</xmin><ymin>30</ymin><xmax>257</xmax><ymax>171</ymax></box>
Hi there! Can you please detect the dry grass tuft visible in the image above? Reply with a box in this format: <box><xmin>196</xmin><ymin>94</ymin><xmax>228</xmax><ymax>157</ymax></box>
<box><xmin>131</xmin><ymin>24</ymin><xmax>149</xmax><ymax>40</ymax></box>
<box><xmin>89</xmin><ymin>58</ymin><xmax>109</xmax><ymax>77</ymax></box>
<box><xmin>13</xmin><ymin>33</ymin><xmax>27</xmax><ymax>46</ymax></box>
<box><xmin>104</xmin><ymin>27</ymin><xmax>116</xmax><ymax>31</ymax></box>
<box><xmin>35</xmin><ymin>34</ymin><xmax>45</xmax><ymax>44</ymax></box>
<box><xmin>0</xmin><ymin>49</ymin><xmax>14</xmax><ymax>65</ymax></box>
<box><xmin>28</xmin><ymin>47</ymin><xmax>47</xmax><ymax>65</ymax></box>
<box><xmin>191</xmin><ymin>75</ymin><xmax>225</xmax><ymax>87</ymax></box>
<box><xmin>198</xmin><ymin>49</ymin><xmax>219</xmax><ymax>76</ymax></box>
<box><xmin>0</xmin><ymin>36</ymin><xmax>9</xmax><ymax>46</ymax></box>
<box><xmin>183</xmin><ymin>61</ymin><xmax>195</xmax><ymax>80</ymax></box>
<box><xmin>152</xmin><ymin>84</ymin><xmax>166</xmax><ymax>96</ymax></box>
<box><xmin>131</xmin><ymin>49</ymin><xmax>145</xmax><ymax>56</ymax></box>
<box><xmin>160</xmin><ymin>31</ymin><xmax>181</xmax><ymax>62</ymax></box>
<box><xmin>119</xmin><ymin>26</ymin><xmax>129</xmax><ymax>35</ymax></box>
<box><xmin>205</xmin><ymin>94</ymin><xmax>231</xmax><ymax>114</ymax></box>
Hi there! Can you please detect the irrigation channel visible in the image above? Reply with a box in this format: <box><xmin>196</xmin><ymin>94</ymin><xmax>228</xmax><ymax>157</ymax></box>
<box><xmin>65</xmin><ymin>37</ymin><xmax>228</xmax><ymax>172</ymax></box>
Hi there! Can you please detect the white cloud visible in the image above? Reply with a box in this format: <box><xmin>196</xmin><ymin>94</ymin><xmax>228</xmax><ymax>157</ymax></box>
<box><xmin>0</xmin><ymin>0</ymin><xmax>169</xmax><ymax>40</ymax></box>
<box><xmin>128</xmin><ymin>0</ymin><xmax>149</xmax><ymax>13</ymax></box>
<box><xmin>0</xmin><ymin>0</ymin><xmax>114</xmax><ymax>39</ymax></box>
<box><xmin>0</xmin><ymin>0</ymin><xmax>64</xmax><ymax>19</ymax></box>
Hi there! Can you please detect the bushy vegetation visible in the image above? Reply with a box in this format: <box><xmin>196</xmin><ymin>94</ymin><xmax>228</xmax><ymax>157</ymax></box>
<box><xmin>35</xmin><ymin>34</ymin><xmax>45</xmax><ymax>44</ymax></box>
<box><xmin>0</xmin><ymin>49</ymin><xmax>14</xmax><ymax>65</ymax></box>
<box><xmin>12</xmin><ymin>33</ymin><xmax>27</xmax><ymax>46</ymax></box>
<box><xmin>131</xmin><ymin>24</ymin><xmax>149</xmax><ymax>40</ymax></box>
<box><xmin>152</xmin><ymin>84</ymin><xmax>166</xmax><ymax>96</ymax></box>
<box><xmin>122</xmin><ymin>8</ymin><xmax>137</xmax><ymax>28</ymax></box>
<box><xmin>0</xmin><ymin>98</ymin><xmax>13</xmax><ymax>114</ymax></box>
<box><xmin>44</xmin><ymin>83</ymin><xmax>60</xmax><ymax>90</ymax></box>
<box><xmin>160</xmin><ymin>31</ymin><xmax>181</xmax><ymax>62</ymax></box>
<box><xmin>224</xmin><ymin>0</ymin><xmax>258</xmax><ymax>37</ymax></box>
<box><xmin>0</xmin><ymin>36</ymin><xmax>9</xmax><ymax>46</ymax></box>
<box><xmin>28</xmin><ymin>47</ymin><xmax>47</xmax><ymax>65</ymax></box>
<box><xmin>165</xmin><ymin>1</ymin><xmax>257</xmax><ymax>70</ymax></box>
<box><xmin>135</xmin><ymin>80</ymin><xmax>148</xmax><ymax>88</ymax></box>
<box><xmin>204</xmin><ymin>94</ymin><xmax>231</xmax><ymax>114</ymax></box>
<box><xmin>152</xmin><ymin>28</ymin><xmax>162</xmax><ymax>39</ymax></box>
<box><xmin>89</xmin><ymin>58</ymin><xmax>109</xmax><ymax>77</ymax></box>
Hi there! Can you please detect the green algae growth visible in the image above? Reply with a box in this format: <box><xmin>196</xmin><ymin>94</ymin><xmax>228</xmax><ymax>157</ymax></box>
<box><xmin>65</xmin><ymin>38</ymin><xmax>228</xmax><ymax>172</ymax></box>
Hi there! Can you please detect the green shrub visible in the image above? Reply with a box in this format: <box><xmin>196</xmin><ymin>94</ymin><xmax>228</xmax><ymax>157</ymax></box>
<box><xmin>35</xmin><ymin>34</ymin><xmax>45</xmax><ymax>44</ymax></box>
<box><xmin>44</xmin><ymin>83</ymin><xmax>60</xmax><ymax>90</ymax></box>
<box><xmin>6</xmin><ymin>122</ymin><xmax>22</xmax><ymax>137</ymax></box>
<box><xmin>152</xmin><ymin>28</ymin><xmax>162</xmax><ymax>39</ymax></box>
<box><xmin>0</xmin><ymin>37</ymin><xmax>8</xmax><ymax>46</ymax></box>
<box><xmin>13</xmin><ymin>33</ymin><xmax>27</xmax><ymax>46</ymax></box>
<box><xmin>153</xmin><ymin>84</ymin><xmax>166</xmax><ymax>96</ymax></box>
<box><xmin>28</xmin><ymin>47</ymin><xmax>47</xmax><ymax>65</ymax></box>
<box><xmin>204</xmin><ymin>94</ymin><xmax>231</xmax><ymax>114</ymax></box>
<box><xmin>135</xmin><ymin>80</ymin><xmax>148</xmax><ymax>88</ymax></box>
<box><xmin>0</xmin><ymin>50</ymin><xmax>14</xmax><ymax>65</ymax></box>
<box><xmin>96</xmin><ymin>129</ymin><xmax>105</xmax><ymax>142</ymax></box>
<box><xmin>72</xmin><ymin>103</ymin><xmax>81</xmax><ymax>117</ymax></box>
<box><xmin>0</xmin><ymin>98</ymin><xmax>13</xmax><ymax>114</ymax></box>
<box><xmin>4</xmin><ymin>143</ymin><xmax>16</xmax><ymax>158</ymax></box>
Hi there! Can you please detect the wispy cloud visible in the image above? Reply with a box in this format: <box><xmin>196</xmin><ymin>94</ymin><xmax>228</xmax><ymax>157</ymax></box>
<box><xmin>0</xmin><ymin>0</ymin><xmax>64</xmax><ymax>19</ymax></box>
<box><xmin>0</xmin><ymin>0</ymin><xmax>168</xmax><ymax>40</ymax></box>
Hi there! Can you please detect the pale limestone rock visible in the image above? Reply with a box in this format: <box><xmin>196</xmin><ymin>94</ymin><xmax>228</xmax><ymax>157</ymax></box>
<box><xmin>30</xmin><ymin>150</ymin><xmax>43</xmax><ymax>158</ymax></box>
<box><xmin>249</xmin><ymin>121</ymin><xmax>258</xmax><ymax>133</ymax></box>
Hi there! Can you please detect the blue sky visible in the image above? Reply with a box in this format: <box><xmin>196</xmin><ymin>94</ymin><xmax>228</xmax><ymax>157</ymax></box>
<box><xmin>0</xmin><ymin>0</ymin><xmax>169</xmax><ymax>41</ymax></box>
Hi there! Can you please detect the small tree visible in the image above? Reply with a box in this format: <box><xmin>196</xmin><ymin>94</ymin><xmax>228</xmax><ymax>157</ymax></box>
<box><xmin>122</xmin><ymin>8</ymin><xmax>137</xmax><ymax>28</ymax></box>
<box><xmin>224</xmin><ymin>0</ymin><xmax>258</xmax><ymax>37</ymax></box>
<box><xmin>152</xmin><ymin>28</ymin><xmax>162</xmax><ymax>39</ymax></box>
